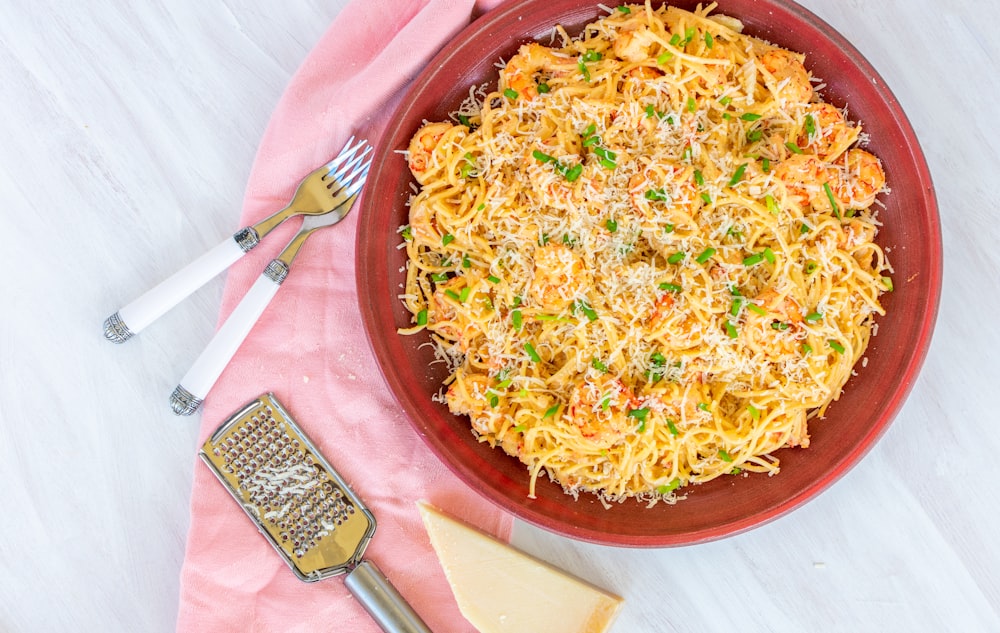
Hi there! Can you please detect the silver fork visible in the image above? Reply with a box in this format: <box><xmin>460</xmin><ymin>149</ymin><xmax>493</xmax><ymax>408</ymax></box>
<box><xmin>169</xmin><ymin>151</ymin><xmax>372</xmax><ymax>415</ymax></box>
<box><xmin>103</xmin><ymin>137</ymin><xmax>371</xmax><ymax>343</ymax></box>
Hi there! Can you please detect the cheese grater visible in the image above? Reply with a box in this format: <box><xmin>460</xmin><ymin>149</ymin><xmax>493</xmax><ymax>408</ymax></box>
<box><xmin>199</xmin><ymin>393</ymin><xmax>431</xmax><ymax>633</ymax></box>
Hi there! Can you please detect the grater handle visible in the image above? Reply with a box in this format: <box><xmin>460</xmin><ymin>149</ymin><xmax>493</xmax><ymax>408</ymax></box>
<box><xmin>169</xmin><ymin>262</ymin><xmax>286</xmax><ymax>415</ymax></box>
<box><xmin>345</xmin><ymin>560</ymin><xmax>433</xmax><ymax>633</ymax></box>
<box><xmin>103</xmin><ymin>230</ymin><xmax>257</xmax><ymax>343</ymax></box>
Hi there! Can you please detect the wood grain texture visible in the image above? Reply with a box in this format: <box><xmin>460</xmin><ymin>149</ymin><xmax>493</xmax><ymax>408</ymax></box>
<box><xmin>1</xmin><ymin>1</ymin><xmax>996</xmax><ymax>632</ymax></box>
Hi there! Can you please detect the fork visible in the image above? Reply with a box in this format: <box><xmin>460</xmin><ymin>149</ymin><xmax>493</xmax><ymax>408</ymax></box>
<box><xmin>169</xmin><ymin>151</ymin><xmax>372</xmax><ymax>416</ymax></box>
<box><xmin>103</xmin><ymin>137</ymin><xmax>371</xmax><ymax>343</ymax></box>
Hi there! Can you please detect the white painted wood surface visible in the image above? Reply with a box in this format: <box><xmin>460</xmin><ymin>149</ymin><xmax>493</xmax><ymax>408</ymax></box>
<box><xmin>1</xmin><ymin>1</ymin><xmax>996</xmax><ymax>631</ymax></box>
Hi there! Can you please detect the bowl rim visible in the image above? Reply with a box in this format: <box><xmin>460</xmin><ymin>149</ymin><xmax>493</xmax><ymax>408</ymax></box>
<box><xmin>356</xmin><ymin>0</ymin><xmax>942</xmax><ymax>546</ymax></box>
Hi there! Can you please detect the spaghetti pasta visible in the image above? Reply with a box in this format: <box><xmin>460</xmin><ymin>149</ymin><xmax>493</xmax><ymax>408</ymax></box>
<box><xmin>398</xmin><ymin>1</ymin><xmax>891</xmax><ymax>504</ymax></box>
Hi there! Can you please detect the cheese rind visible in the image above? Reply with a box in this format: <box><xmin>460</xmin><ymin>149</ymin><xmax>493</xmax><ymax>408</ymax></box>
<box><xmin>417</xmin><ymin>502</ymin><xmax>624</xmax><ymax>633</ymax></box>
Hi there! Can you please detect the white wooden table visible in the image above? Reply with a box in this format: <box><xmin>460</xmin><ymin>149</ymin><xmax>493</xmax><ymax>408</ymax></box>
<box><xmin>2</xmin><ymin>1</ymin><xmax>997</xmax><ymax>631</ymax></box>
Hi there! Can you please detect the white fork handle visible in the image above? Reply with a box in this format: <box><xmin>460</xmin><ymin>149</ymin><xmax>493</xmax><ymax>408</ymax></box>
<box><xmin>168</xmin><ymin>261</ymin><xmax>286</xmax><ymax>416</ymax></box>
<box><xmin>103</xmin><ymin>232</ymin><xmax>254</xmax><ymax>343</ymax></box>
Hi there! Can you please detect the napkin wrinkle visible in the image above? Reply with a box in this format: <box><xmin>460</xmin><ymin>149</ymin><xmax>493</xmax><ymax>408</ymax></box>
<box><xmin>178</xmin><ymin>2</ymin><xmax>515</xmax><ymax>631</ymax></box>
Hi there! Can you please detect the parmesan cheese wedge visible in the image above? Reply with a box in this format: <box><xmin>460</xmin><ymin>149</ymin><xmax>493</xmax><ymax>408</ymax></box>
<box><xmin>417</xmin><ymin>501</ymin><xmax>624</xmax><ymax>633</ymax></box>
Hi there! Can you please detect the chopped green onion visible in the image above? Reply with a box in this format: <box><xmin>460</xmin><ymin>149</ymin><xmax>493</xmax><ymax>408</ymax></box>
<box><xmin>659</xmin><ymin>282</ymin><xmax>682</xmax><ymax>293</ymax></box>
<box><xmin>683</xmin><ymin>145</ymin><xmax>692</xmax><ymax>161</ymax></box>
<box><xmin>695</xmin><ymin>247</ymin><xmax>716</xmax><ymax>264</ymax></box>
<box><xmin>742</xmin><ymin>253</ymin><xmax>764</xmax><ymax>267</ymax></box>
<box><xmin>770</xmin><ymin>321</ymin><xmax>789</xmax><ymax>331</ymax></box>
<box><xmin>489</xmin><ymin>394</ymin><xmax>499</xmax><ymax>408</ymax></box>
<box><xmin>582</xmin><ymin>50</ymin><xmax>602</xmax><ymax>62</ymax></box>
<box><xmin>740</xmin><ymin>112</ymin><xmax>762</xmax><ymax>121</ymax></box>
<box><xmin>627</xmin><ymin>407</ymin><xmax>650</xmax><ymax>422</ymax></box>
<box><xmin>441</xmin><ymin>233</ymin><xmax>455</xmax><ymax>246</ymax></box>
<box><xmin>487</xmin><ymin>274</ymin><xmax>501</xmax><ymax>284</ymax></box>
<box><xmin>728</xmin><ymin>163</ymin><xmax>747</xmax><ymax>186</ymax></box>
<box><xmin>582</xmin><ymin>123</ymin><xmax>597</xmax><ymax>138</ymax></box>
<box><xmin>762</xmin><ymin>157</ymin><xmax>771</xmax><ymax>173</ymax></box>
<box><xmin>765</xmin><ymin>194</ymin><xmax>780</xmax><ymax>215</ymax></box>
<box><xmin>532</xmin><ymin>149</ymin><xmax>554</xmax><ymax>163</ymax></box>
<box><xmin>599</xmin><ymin>393</ymin><xmax>612</xmax><ymax>412</ymax></box>
<box><xmin>462</xmin><ymin>255</ymin><xmax>471</xmax><ymax>268</ymax></box>
<box><xmin>718</xmin><ymin>95</ymin><xmax>732</xmax><ymax>105</ymax></box>
<box><xmin>747</xmin><ymin>404</ymin><xmax>761</xmax><ymax>420</ymax></box>
<box><xmin>599</xmin><ymin>157</ymin><xmax>617</xmax><ymax>170</ymax></box>
<box><xmin>657</xmin><ymin>478</ymin><xmax>682</xmax><ymax>494</ymax></box>
<box><xmin>512</xmin><ymin>309</ymin><xmax>523</xmax><ymax>331</ymax></box>
<box><xmin>400</xmin><ymin>225</ymin><xmax>413</xmax><ymax>241</ymax></box>
<box><xmin>804</xmin><ymin>311</ymin><xmax>823</xmax><ymax>323</ymax></box>
<box><xmin>700</xmin><ymin>192</ymin><xmax>712</xmax><ymax>204</ymax></box>
<box><xmin>431</xmin><ymin>272</ymin><xmax>449</xmax><ymax>283</ymax></box>
<box><xmin>666</xmin><ymin>419</ymin><xmax>680</xmax><ymax>436</ymax></box>
<box><xmin>730</xmin><ymin>297</ymin><xmax>743</xmax><ymax>316</ymax></box>
<box><xmin>785</xmin><ymin>141</ymin><xmax>804</xmax><ymax>154</ymax></box>
<box><xmin>687</xmin><ymin>96</ymin><xmax>696</xmax><ymax>112</ymax></box>
<box><xmin>650</xmin><ymin>352</ymin><xmax>666</xmax><ymax>365</ymax></box>
<box><xmin>804</xmin><ymin>260</ymin><xmax>818</xmax><ymax>274</ymax></box>
<box><xmin>503</xmin><ymin>88</ymin><xmax>519</xmax><ymax>100</ymax></box>
<box><xmin>694</xmin><ymin>170</ymin><xmax>705</xmax><ymax>187</ymax></box>
<box><xmin>762</xmin><ymin>247</ymin><xmax>775</xmax><ymax>264</ymax></box>
<box><xmin>576</xmin><ymin>300</ymin><xmax>598</xmax><ymax>322</ymax></box>
<box><xmin>591</xmin><ymin>357</ymin><xmax>609</xmax><ymax>372</ymax></box>
<box><xmin>881</xmin><ymin>276</ymin><xmax>894</xmax><ymax>292</ymax></box>
<box><xmin>669</xmin><ymin>33</ymin><xmax>681</xmax><ymax>46</ymax></box>
<box><xmin>564</xmin><ymin>163</ymin><xmax>583</xmax><ymax>182</ymax></box>
<box><xmin>645</xmin><ymin>188</ymin><xmax>668</xmax><ymax>202</ymax></box>
<box><xmin>828</xmin><ymin>339</ymin><xmax>845</xmax><ymax>354</ymax></box>
<box><xmin>416</xmin><ymin>309</ymin><xmax>428</xmax><ymax>325</ymax></box>
<box><xmin>705</xmin><ymin>31</ymin><xmax>714</xmax><ymax>48</ymax></box>
<box><xmin>657</xmin><ymin>51</ymin><xmax>673</xmax><ymax>65</ymax></box>
<box><xmin>698</xmin><ymin>402</ymin><xmax>710</xmax><ymax>412</ymax></box>
<box><xmin>606</xmin><ymin>218</ymin><xmax>618</xmax><ymax>233</ymax></box>
<box><xmin>458</xmin><ymin>286</ymin><xmax>471</xmax><ymax>303</ymax></box>
<box><xmin>458</xmin><ymin>114</ymin><xmax>471</xmax><ymax>128</ymax></box>
<box><xmin>800</xmin><ymin>222</ymin><xmax>812</xmax><ymax>234</ymax></box>
<box><xmin>617</xmin><ymin>5</ymin><xmax>631</xmax><ymax>13</ymax></box>
<box><xmin>823</xmin><ymin>182</ymin><xmax>841</xmax><ymax>218</ymax></box>
<box><xmin>746</xmin><ymin>128</ymin><xmax>763</xmax><ymax>142</ymax></box>
<box><xmin>802</xmin><ymin>342</ymin><xmax>813</xmax><ymax>355</ymax></box>
<box><xmin>683</xmin><ymin>26</ymin><xmax>696</xmax><ymax>44</ymax></box>
<box><xmin>664</xmin><ymin>223</ymin><xmax>675</xmax><ymax>233</ymax></box>
<box><xmin>805</xmin><ymin>113</ymin><xmax>816</xmax><ymax>138</ymax></box>
<box><xmin>543</xmin><ymin>404</ymin><xmax>560</xmax><ymax>419</ymax></box>
<box><xmin>747</xmin><ymin>303</ymin><xmax>768</xmax><ymax>316</ymax></box>
<box><xmin>537</xmin><ymin>82</ymin><xmax>551</xmax><ymax>94</ymax></box>
<box><xmin>725</xmin><ymin>321</ymin><xmax>738</xmax><ymax>338</ymax></box>
<box><xmin>525</xmin><ymin>342</ymin><xmax>541</xmax><ymax>362</ymax></box>
<box><xmin>718</xmin><ymin>449</ymin><xmax>733</xmax><ymax>462</ymax></box>
<box><xmin>578</xmin><ymin>59</ymin><xmax>591</xmax><ymax>82</ymax></box>
<box><xmin>513</xmin><ymin>424</ymin><xmax>527</xmax><ymax>432</ymax></box>
<box><xmin>445</xmin><ymin>289</ymin><xmax>460</xmax><ymax>302</ymax></box>
<box><xmin>667</xmin><ymin>251</ymin><xmax>686</xmax><ymax>264</ymax></box>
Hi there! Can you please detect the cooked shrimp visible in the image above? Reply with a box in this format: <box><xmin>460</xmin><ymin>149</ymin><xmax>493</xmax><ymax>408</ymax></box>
<box><xmin>613</xmin><ymin>25</ymin><xmax>656</xmax><ymax>62</ymax></box>
<box><xmin>408</xmin><ymin>122</ymin><xmax>454</xmax><ymax>185</ymax></box>
<box><xmin>567</xmin><ymin>375</ymin><xmax>641</xmax><ymax>448</ymax></box>
<box><xmin>647</xmin><ymin>292</ymin><xmax>703</xmax><ymax>350</ymax></box>
<box><xmin>797</xmin><ymin>103</ymin><xmax>858</xmax><ymax>160</ymax></box>
<box><xmin>772</xmin><ymin>154</ymin><xmax>827</xmax><ymax>210</ymax></box>
<box><xmin>446</xmin><ymin>373</ymin><xmax>497</xmax><ymax>436</ymax></box>
<box><xmin>743</xmin><ymin>287</ymin><xmax>803</xmax><ymax>359</ymax></box>
<box><xmin>407</xmin><ymin>195</ymin><xmax>440</xmax><ymax>245</ymax></box>
<box><xmin>831</xmin><ymin>149</ymin><xmax>885</xmax><ymax>210</ymax></box>
<box><xmin>530</xmin><ymin>243</ymin><xmax>591</xmax><ymax>312</ymax></box>
<box><xmin>759</xmin><ymin>48</ymin><xmax>813</xmax><ymax>104</ymax></box>
<box><xmin>839</xmin><ymin>218</ymin><xmax>877</xmax><ymax>250</ymax></box>
<box><xmin>501</xmin><ymin>43</ymin><xmax>576</xmax><ymax>101</ymax></box>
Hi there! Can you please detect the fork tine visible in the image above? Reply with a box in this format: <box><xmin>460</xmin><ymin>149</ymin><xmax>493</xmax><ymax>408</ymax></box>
<box><xmin>341</xmin><ymin>158</ymin><xmax>373</xmax><ymax>197</ymax></box>
<box><xmin>323</xmin><ymin>136</ymin><xmax>363</xmax><ymax>172</ymax></box>
<box><xmin>328</xmin><ymin>144</ymin><xmax>372</xmax><ymax>184</ymax></box>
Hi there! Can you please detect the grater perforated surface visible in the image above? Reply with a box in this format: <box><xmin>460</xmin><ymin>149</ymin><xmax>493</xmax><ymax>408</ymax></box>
<box><xmin>200</xmin><ymin>393</ymin><xmax>376</xmax><ymax>581</ymax></box>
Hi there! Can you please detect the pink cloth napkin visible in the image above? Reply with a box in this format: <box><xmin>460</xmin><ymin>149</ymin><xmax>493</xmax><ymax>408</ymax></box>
<box><xmin>176</xmin><ymin>1</ymin><xmax>511</xmax><ymax>631</ymax></box>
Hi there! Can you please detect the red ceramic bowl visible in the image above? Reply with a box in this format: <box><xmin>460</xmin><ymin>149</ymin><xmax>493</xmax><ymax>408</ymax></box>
<box><xmin>356</xmin><ymin>0</ymin><xmax>941</xmax><ymax>546</ymax></box>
